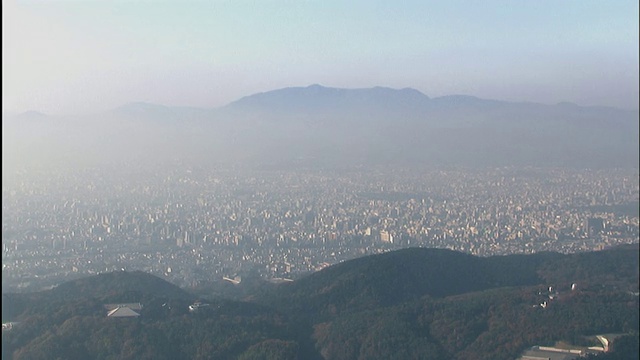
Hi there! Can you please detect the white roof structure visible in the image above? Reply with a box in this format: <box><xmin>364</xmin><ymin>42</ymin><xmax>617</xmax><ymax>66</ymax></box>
<box><xmin>106</xmin><ymin>306</ymin><xmax>140</xmax><ymax>318</ymax></box>
<box><xmin>104</xmin><ymin>303</ymin><xmax>143</xmax><ymax>311</ymax></box>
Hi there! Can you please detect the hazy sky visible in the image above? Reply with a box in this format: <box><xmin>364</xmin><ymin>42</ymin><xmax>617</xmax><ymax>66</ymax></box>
<box><xmin>3</xmin><ymin>0</ymin><xmax>639</xmax><ymax>115</ymax></box>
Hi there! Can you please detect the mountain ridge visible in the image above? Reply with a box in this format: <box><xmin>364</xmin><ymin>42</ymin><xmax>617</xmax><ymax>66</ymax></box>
<box><xmin>7</xmin><ymin>84</ymin><xmax>638</xmax><ymax>117</ymax></box>
<box><xmin>3</xmin><ymin>84</ymin><xmax>638</xmax><ymax>169</ymax></box>
<box><xmin>257</xmin><ymin>245</ymin><xmax>639</xmax><ymax>320</ymax></box>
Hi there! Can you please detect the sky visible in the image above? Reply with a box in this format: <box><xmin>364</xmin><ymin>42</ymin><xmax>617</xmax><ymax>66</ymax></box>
<box><xmin>2</xmin><ymin>0</ymin><xmax>639</xmax><ymax>115</ymax></box>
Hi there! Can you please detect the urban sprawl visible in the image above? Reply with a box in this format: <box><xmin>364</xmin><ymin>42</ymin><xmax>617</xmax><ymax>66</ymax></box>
<box><xmin>2</xmin><ymin>165</ymin><xmax>638</xmax><ymax>291</ymax></box>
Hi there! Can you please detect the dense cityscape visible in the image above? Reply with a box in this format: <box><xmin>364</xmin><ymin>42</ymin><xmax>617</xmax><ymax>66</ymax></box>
<box><xmin>2</xmin><ymin>164</ymin><xmax>638</xmax><ymax>292</ymax></box>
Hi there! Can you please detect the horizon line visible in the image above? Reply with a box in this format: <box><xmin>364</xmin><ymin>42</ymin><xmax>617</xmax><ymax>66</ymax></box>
<box><xmin>3</xmin><ymin>84</ymin><xmax>638</xmax><ymax>117</ymax></box>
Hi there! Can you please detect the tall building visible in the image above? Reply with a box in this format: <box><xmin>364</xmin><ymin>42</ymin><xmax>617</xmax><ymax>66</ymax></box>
<box><xmin>380</xmin><ymin>230</ymin><xmax>394</xmax><ymax>243</ymax></box>
<box><xmin>585</xmin><ymin>217</ymin><xmax>605</xmax><ymax>238</ymax></box>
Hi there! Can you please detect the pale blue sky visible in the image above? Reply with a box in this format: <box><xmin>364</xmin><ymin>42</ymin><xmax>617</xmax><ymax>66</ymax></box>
<box><xmin>3</xmin><ymin>0</ymin><xmax>639</xmax><ymax>114</ymax></box>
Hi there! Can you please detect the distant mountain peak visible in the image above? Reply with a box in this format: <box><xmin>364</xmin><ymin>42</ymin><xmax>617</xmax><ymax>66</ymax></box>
<box><xmin>19</xmin><ymin>110</ymin><xmax>48</xmax><ymax>116</ymax></box>
<box><xmin>556</xmin><ymin>101</ymin><xmax>578</xmax><ymax>107</ymax></box>
<box><xmin>14</xmin><ymin>110</ymin><xmax>48</xmax><ymax>119</ymax></box>
<box><xmin>3</xmin><ymin>110</ymin><xmax>50</xmax><ymax>123</ymax></box>
<box><xmin>226</xmin><ymin>84</ymin><xmax>431</xmax><ymax>112</ymax></box>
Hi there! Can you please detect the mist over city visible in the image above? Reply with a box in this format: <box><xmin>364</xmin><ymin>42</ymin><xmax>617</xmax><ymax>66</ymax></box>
<box><xmin>2</xmin><ymin>1</ymin><xmax>639</xmax><ymax>359</ymax></box>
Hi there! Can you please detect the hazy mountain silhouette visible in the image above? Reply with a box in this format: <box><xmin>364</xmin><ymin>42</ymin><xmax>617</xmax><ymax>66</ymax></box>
<box><xmin>219</xmin><ymin>85</ymin><xmax>639</xmax><ymax>167</ymax></box>
<box><xmin>3</xmin><ymin>85</ymin><xmax>638</xmax><ymax>170</ymax></box>
<box><xmin>12</xmin><ymin>110</ymin><xmax>50</xmax><ymax>121</ymax></box>
<box><xmin>226</xmin><ymin>84</ymin><xmax>430</xmax><ymax>117</ymax></box>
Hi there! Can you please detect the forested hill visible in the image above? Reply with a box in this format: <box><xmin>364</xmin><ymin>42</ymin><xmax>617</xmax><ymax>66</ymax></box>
<box><xmin>257</xmin><ymin>248</ymin><xmax>556</xmax><ymax>318</ymax></box>
<box><xmin>257</xmin><ymin>245</ymin><xmax>638</xmax><ymax>320</ymax></box>
<box><xmin>2</xmin><ymin>245</ymin><xmax>639</xmax><ymax>360</ymax></box>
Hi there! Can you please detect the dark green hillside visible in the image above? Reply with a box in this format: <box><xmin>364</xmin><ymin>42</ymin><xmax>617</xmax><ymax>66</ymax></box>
<box><xmin>2</xmin><ymin>286</ymin><xmax>316</xmax><ymax>360</ymax></box>
<box><xmin>3</xmin><ymin>305</ymin><xmax>312</xmax><ymax>360</ymax></box>
<box><xmin>49</xmin><ymin>270</ymin><xmax>193</xmax><ymax>302</ymax></box>
<box><xmin>260</xmin><ymin>248</ymin><xmax>555</xmax><ymax>319</ymax></box>
<box><xmin>2</xmin><ymin>246</ymin><xmax>638</xmax><ymax>360</ymax></box>
<box><xmin>3</xmin><ymin>271</ymin><xmax>192</xmax><ymax>323</ymax></box>
<box><xmin>259</xmin><ymin>248</ymin><xmax>484</xmax><ymax>318</ymax></box>
<box><xmin>312</xmin><ymin>285</ymin><xmax>639</xmax><ymax>360</ymax></box>
<box><xmin>260</xmin><ymin>246</ymin><xmax>638</xmax><ymax>321</ymax></box>
<box><xmin>537</xmin><ymin>244</ymin><xmax>640</xmax><ymax>287</ymax></box>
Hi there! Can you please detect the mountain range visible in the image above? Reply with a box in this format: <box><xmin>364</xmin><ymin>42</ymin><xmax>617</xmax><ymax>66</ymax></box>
<box><xmin>2</xmin><ymin>245</ymin><xmax>639</xmax><ymax>360</ymax></box>
<box><xmin>3</xmin><ymin>84</ymin><xmax>639</xmax><ymax>170</ymax></box>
